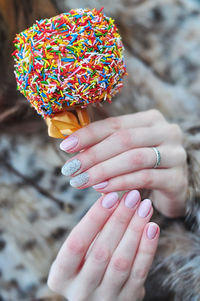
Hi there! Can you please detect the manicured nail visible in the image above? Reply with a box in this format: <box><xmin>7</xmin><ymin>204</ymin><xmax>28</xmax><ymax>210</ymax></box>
<box><xmin>137</xmin><ymin>199</ymin><xmax>152</xmax><ymax>218</ymax></box>
<box><xmin>124</xmin><ymin>190</ymin><xmax>140</xmax><ymax>208</ymax></box>
<box><xmin>61</xmin><ymin>159</ymin><xmax>81</xmax><ymax>176</ymax></box>
<box><xmin>93</xmin><ymin>181</ymin><xmax>108</xmax><ymax>190</ymax></box>
<box><xmin>147</xmin><ymin>223</ymin><xmax>158</xmax><ymax>240</ymax></box>
<box><xmin>70</xmin><ymin>172</ymin><xmax>89</xmax><ymax>188</ymax></box>
<box><xmin>102</xmin><ymin>192</ymin><xmax>118</xmax><ymax>209</ymax></box>
<box><xmin>60</xmin><ymin>136</ymin><xmax>78</xmax><ymax>152</ymax></box>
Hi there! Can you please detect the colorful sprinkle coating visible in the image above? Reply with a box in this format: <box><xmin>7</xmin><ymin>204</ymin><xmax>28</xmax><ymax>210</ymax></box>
<box><xmin>12</xmin><ymin>8</ymin><xmax>127</xmax><ymax>118</ymax></box>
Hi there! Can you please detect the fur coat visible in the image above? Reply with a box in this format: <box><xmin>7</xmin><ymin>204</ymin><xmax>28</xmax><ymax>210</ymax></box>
<box><xmin>0</xmin><ymin>0</ymin><xmax>200</xmax><ymax>300</ymax></box>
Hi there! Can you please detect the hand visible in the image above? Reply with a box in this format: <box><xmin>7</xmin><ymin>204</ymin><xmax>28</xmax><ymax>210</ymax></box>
<box><xmin>47</xmin><ymin>191</ymin><xmax>159</xmax><ymax>301</ymax></box>
<box><xmin>60</xmin><ymin>109</ymin><xmax>188</xmax><ymax>218</ymax></box>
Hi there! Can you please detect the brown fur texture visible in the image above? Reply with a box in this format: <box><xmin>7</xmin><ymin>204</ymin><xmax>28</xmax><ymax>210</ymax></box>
<box><xmin>1</xmin><ymin>0</ymin><xmax>200</xmax><ymax>300</ymax></box>
<box><xmin>0</xmin><ymin>0</ymin><xmax>59</xmax><ymax>134</ymax></box>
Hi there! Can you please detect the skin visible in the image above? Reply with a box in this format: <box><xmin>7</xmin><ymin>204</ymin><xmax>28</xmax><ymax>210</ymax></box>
<box><xmin>61</xmin><ymin>109</ymin><xmax>188</xmax><ymax>218</ymax></box>
<box><xmin>47</xmin><ymin>191</ymin><xmax>160</xmax><ymax>301</ymax></box>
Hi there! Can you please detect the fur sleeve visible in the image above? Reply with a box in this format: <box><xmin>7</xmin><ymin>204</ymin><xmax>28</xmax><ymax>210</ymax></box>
<box><xmin>181</xmin><ymin>120</ymin><xmax>200</xmax><ymax>230</ymax></box>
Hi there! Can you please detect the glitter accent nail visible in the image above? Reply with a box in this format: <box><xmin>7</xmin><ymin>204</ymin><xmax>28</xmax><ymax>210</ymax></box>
<box><xmin>70</xmin><ymin>172</ymin><xmax>89</xmax><ymax>188</ymax></box>
<box><xmin>61</xmin><ymin>159</ymin><xmax>81</xmax><ymax>176</ymax></box>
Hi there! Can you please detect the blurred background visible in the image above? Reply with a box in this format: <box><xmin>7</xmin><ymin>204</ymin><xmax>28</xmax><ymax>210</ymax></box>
<box><xmin>0</xmin><ymin>0</ymin><xmax>200</xmax><ymax>300</ymax></box>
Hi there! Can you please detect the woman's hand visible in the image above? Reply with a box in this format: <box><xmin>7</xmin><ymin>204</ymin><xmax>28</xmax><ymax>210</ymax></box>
<box><xmin>60</xmin><ymin>109</ymin><xmax>188</xmax><ymax>218</ymax></box>
<box><xmin>48</xmin><ymin>191</ymin><xmax>159</xmax><ymax>301</ymax></box>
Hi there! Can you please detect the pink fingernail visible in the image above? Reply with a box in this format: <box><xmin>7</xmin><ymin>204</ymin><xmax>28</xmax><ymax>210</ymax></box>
<box><xmin>147</xmin><ymin>223</ymin><xmax>158</xmax><ymax>240</ymax></box>
<box><xmin>93</xmin><ymin>181</ymin><xmax>108</xmax><ymax>190</ymax></box>
<box><xmin>137</xmin><ymin>199</ymin><xmax>152</xmax><ymax>218</ymax></box>
<box><xmin>102</xmin><ymin>192</ymin><xmax>118</xmax><ymax>209</ymax></box>
<box><xmin>124</xmin><ymin>190</ymin><xmax>140</xmax><ymax>208</ymax></box>
<box><xmin>60</xmin><ymin>136</ymin><xmax>78</xmax><ymax>152</ymax></box>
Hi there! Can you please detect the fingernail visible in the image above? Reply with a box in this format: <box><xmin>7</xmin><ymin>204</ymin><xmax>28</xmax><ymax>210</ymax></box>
<box><xmin>60</xmin><ymin>136</ymin><xmax>78</xmax><ymax>152</ymax></box>
<box><xmin>137</xmin><ymin>199</ymin><xmax>152</xmax><ymax>218</ymax></box>
<box><xmin>124</xmin><ymin>190</ymin><xmax>140</xmax><ymax>208</ymax></box>
<box><xmin>70</xmin><ymin>172</ymin><xmax>89</xmax><ymax>188</ymax></box>
<box><xmin>93</xmin><ymin>181</ymin><xmax>108</xmax><ymax>190</ymax></box>
<box><xmin>147</xmin><ymin>223</ymin><xmax>158</xmax><ymax>240</ymax></box>
<box><xmin>102</xmin><ymin>192</ymin><xmax>118</xmax><ymax>209</ymax></box>
<box><xmin>61</xmin><ymin>159</ymin><xmax>81</xmax><ymax>176</ymax></box>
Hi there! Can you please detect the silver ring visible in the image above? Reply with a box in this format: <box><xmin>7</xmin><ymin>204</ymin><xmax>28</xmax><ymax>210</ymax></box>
<box><xmin>152</xmin><ymin>147</ymin><xmax>161</xmax><ymax>168</ymax></box>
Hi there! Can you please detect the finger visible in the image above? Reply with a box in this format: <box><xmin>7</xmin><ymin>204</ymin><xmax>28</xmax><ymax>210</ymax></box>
<box><xmin>92</xmin><ymin>168</ymin><xmax>182</xmax><ymax>193</ymax></box>
<box><xmin>74</xmin><ymin>190</ymin><xmax>141</xmax><ymax>296</ymax></box>
<box><xmin>99</xmin><ymin>199</ymin><xmax>153</xmax><ymax>297</ymax></box>
<box><xmin>123</xmin><ymin>222</ymin><xmax>159</xmax><ymax>294</ymax></box>
<box><xmin>59</xmin><ymin>110</ymin><xmax>165</xmax><ymax>153</ymax></box>
<box><xmin>68</xmin><ymin>147</ymin><xmax>157</xmax><ymax>188</ymax></box>
<box><xmin>61</xmin><ymin>125</ymin><xmax>168</xmax><ymax>176</ymax></box>
<box><xmin>47</xmin><ymin>192</ymin><xmax>119</xmax><ymax>292</ymax></box>
<box><xmin>68</xmin><ymin>146</ymin><xmax>185</xmax><ymax>189</ymax></box>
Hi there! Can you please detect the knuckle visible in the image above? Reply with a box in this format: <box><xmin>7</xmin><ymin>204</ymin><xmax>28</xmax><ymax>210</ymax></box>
<box><xmin>149</xmin><ymin>109</ymin><xmax>164</xmax><ymax>123</ymax></box>
<box><xmin>92</xmin><ymin>246</ymin><xmax>110</xmax><ymax>263</ymax></box>
<box><xmin>85</xmin><ymin>147</ymin><xmax>97</xmax><ymax>165</ymax></box>
<box><xmin>93</xmin><ymin>164</ymin><xmax>107</xmax><ymax>181</ymax></box>
<box><xmin>111</xmin><ymin>129</ymin><xmax>132</xmax><ymax>149</ymax></box>
<box><xmin>84</xmin><ymin>125</ymin><xmax>96</xmax><ymax>140</ymax></box>
<box><xmin>67</xmin><ymin>236</ymin><xmax>85</xmax><ymax>255</ymax></box>
<box><xmin>178</xmin><ymin>147</ymin><xmax>187</xmax><ymax>164</ymax></box>
<box><xmin>131</xmin><ymin>150</ymin><xmax>145</xmax><ymax>167</ymax></box>
<box><xmin>112</xmin><ymin>256</ymin><xmax>131</xmax><ymax>272</ymax></box>
<box><xmin>170</xmin><ymin>124</ymin><xmax>183</xmax><ymax>140</ymax></box>
<box><xmin>111</xmin><ymin>173</ymin><xmax>130</xmax><ymax>190</ymax></box>
<box><xmin>140</xmin><ymin>170</ymin><xmax>154</xmax><ymax>188</ymax></box>
<box><xmin>106</xmin><ymin>116</ymin><xmax>121</xmax><ymax>131</ymax></box>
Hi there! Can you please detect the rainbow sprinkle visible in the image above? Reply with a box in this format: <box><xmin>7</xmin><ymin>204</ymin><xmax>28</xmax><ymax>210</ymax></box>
<box><xmin>12</xmin><ymin>8</ymin><xmax>127</xmax><ymax>118</ymax></box>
